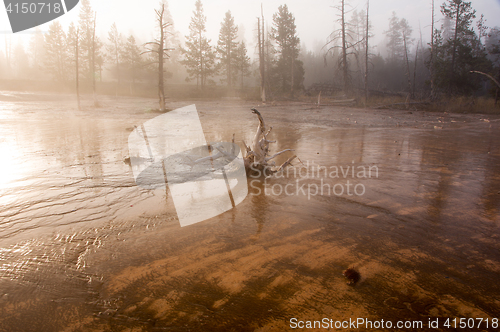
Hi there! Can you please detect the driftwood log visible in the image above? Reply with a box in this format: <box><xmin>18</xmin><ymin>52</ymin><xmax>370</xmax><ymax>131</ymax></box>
<box><xmin>242</xmin><ymin>109</ymin><xmax>298</xmax><ymax>175</ymax></box>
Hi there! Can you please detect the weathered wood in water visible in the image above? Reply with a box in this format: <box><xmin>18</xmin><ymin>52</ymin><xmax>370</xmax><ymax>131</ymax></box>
<box><xmin>243</xmin><ymin>109</ymin><xmax>297</xmax><ymax>174</ymax></box>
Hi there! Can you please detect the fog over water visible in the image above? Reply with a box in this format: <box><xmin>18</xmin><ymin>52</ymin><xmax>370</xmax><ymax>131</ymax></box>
<box><xmin>0</xmin><ymin>0</ymin><xmax>500</xmax><ymax>330</ymax></box>
<box><xmin>0</xmin><ymin>94</ymin><xmax>499</xmax><ymax>330</ymax></box>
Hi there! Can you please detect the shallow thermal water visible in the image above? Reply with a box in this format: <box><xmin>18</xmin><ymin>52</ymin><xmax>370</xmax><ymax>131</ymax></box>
<box><xmin>0</xmin><ymin>92</ymin><xmax>499</xmax><ymax>331</ymax></box>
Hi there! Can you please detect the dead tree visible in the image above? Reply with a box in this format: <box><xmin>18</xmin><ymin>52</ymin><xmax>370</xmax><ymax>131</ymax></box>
<box><xmin>413</xmin><ymin>25</ymin><xmax>424</xmax><ymax>98</ymax></box>
<box><xmin>325</xmin><ymin>0</ymin><xmax>362</xmax><ymax>95</ymax></box>
<box><xmin>76</xmin><ymin>27</ymin><xmax>81</xmax><ymax>110</ymax></box>
<box><xmin>402</xmin><ymin>30</ymin><xmax>413</xmax><ymax>100</ymax></box>
<box><xmin>143</xmin><ymin>3</ymin><xmax>174</xmax><ymax>112</ymax></box>
<box><xmin>92</xmin><ymin>13</ymin><xmax>97</xmax><ymax>106</ymax></box>
<box><xmin>470</xmin><ymin>71</ymin><xmax>500</xmax><ymax>89</ymax></box>
<box><xmin>413</xmin><ymin>43</ymin><xmax>418</xmax><ymax>98</ymax></box>
<box><xmin>257</xmin><ymin>6</ymin><xmax>266</xmax><ymax>102</ymax></box>
<box><xmin>429</xmin><ymin>0</ymin><xmax>436</xmax><ymax>99</ymax></box>
<box><xmin>242</xmin><ymin>109</ymin><xmax>297</xmax><ymax>175</ymax></box>
<box><xmin>364</xmin><ymin>0</ymin><xmax>370</xmax><ymax>103</ymax></box>
<box><xmin>339</xmin><ymin>0</ymin><xmax>349</xmax><ymax>93</ymax></box>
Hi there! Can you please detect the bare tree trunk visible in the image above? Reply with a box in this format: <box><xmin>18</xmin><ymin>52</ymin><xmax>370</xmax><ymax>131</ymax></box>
<box><xmin>143</xmin><ymin>4</ymin><xmax>174</xmax><ymax>111</ymax></box>
<box><xmin>470</xmin><ymin>70</ymin><xmax>500</xmax><ymax>106</ymax></box>
<box><xmin>364</xmin><ymin>0</ymin><xmax>369</xmax><ymax>104</ymax></box>
<box><xmin>115</xmin><ymin>32</ymin><xmax>120</xmax><ymax>97</ymax></box>
<box><xmin>257</xmin><ymin>18</ymin><xmax>263</xmax><ymax>100</ymax></box>
<box><xmin>258</xmin><ymin>6</ymin><xmax>266</xmax><ymax>102</ymax></box>
<box><xmin>227</xmin><ymin>46</ymin><xmax>231</xmax><ymax>88</ymax></box>
<box><xmin>4</xmin><ymin>36</ymin><xmax>11</xmax><ymax>75</ymax></box>
<box><xmin>449</xmin><ymin>3</ymin><xmax>461</xmax><ymax>93</ymax></box>
<box><xmin>429</xmin><ymin>0</ymin><xmax>436</xmax><ymax>100</ymax></box>
<box><xmin>497</xmin><ymin>70</ymin><xmax>500</xmax><ymax>106</ymax></box>
<box><xmin>265</xmin><ymin>29</ymin><xmax>271</xmax><ymax>99</ymax></box>
<box><xmin>403</xmin><ymin>30</ymin><xmax>413</xmax><ymax>100</ymax></box>
<box><xmin>469</xmin><ymin>71</ymin><xmax>500</xmax><ymax>89</ymax></box>
<box><xmin>92</xmin><ymin>13</ymin><xmax>97</xmax><ymax>107</ymax></box>
<box><xmin>413</xmin><ymin>43</ymin><xmax>419</xmax><ymax>98</ymax></box>
<box><xmin>198</xmin><ymin>30</ymin><xmax>201</xmax><ymax>90</ymax></box>
<box><xmin>290</xmin><ymin>44</ymin><xmax>295</xmax><ymax>99</ymax></box>
<box><xmin>158</xmin><ymin>5</ymin><xmax>166</xmax><ymax>111</ymax></box>
<box><xmin>341</xmin><ymin>0</ymin><xmax>348</xmax><ymax>94</ymax></box>
<box><xmin>76</xmin><ymin>28</ymin><xmax>81</xmax><ymax>111</ymax></box>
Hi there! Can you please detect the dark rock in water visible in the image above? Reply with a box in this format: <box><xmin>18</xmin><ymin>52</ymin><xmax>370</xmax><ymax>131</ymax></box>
<box><xmin>343</xmin><ymin>268</ymin><xmax>361</xmax><ymax>285</ymax></box>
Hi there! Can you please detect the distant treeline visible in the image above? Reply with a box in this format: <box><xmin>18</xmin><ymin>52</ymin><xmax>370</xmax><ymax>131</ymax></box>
<box><xmin>0</xmin><ymin>0</ymin><xmax>498</xmax><ymax>103</ymax></box>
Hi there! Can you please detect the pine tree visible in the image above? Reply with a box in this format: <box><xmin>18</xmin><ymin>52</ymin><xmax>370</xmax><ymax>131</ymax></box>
<box><xmin>486</xmin><ymin>28</ymin><xmax>500</xmax><ymax>104</ymax></box>
<box><xmin>382</xmin><ymin>13</ymin><xmax>413</xmax><ymax>92</ymax></box>
<box><xmin>401</xmin><ymin>18</ymin><xmax>413</xmax><ymax>97</ymax></box>
<box><xmin>181</xmin><ymin>0</ymin><xmax>215</xmax><ymax>89</ymax></box>
<box><xmin>66</xmin><ymin>22</ymin><xmax>80</xmax><ymax>76</ymax></box>
<box><xmin>363</xmin><ymin>0</ymin><xmax>371</xmax><ymax>102</ymax></box>
<box><xmin>106</xmin><ymin>23</ymin><xmax>124</xmax><ymax>84</ymax></box>
<box><xmin>440</xmin><ymin>0</ymin><xmax>476</xmax><ymax>93</ymax></box>
<box><xmin>430</xmin><ymin>0</ymin><xmax>436</xmax><ymax>99</ymax></box>
<box><xmin>216</xmin><ymin>11</ymin><xmax>238</xmax><ymax>87</ymax></box>
<box><xmin>347</xmin><ymin>9</ymin><xmax>371</xmax><ymax>91</ymax></box>
<box><xmin>13</xmin><ymin>43</ymin><xmax>30</xmax><ymax>78</ymax></box>
<box><xmin>78</xmin><ymin>0</ymin><xmax>94</xmax><ymax>81</ymax></box>
<box><xmin>271</xmin><ymin>4</ymin><xmax>304</xmax><ymax>97</ymax></box>
<box><xmin>29</xmin><ymin>28</ymin><xmax>46</xmax><ymax>78</ymax></box>
<box><xmin>384</xmin><ymin>12</ymin><xmax>412</xmax><ymax>62</ymax></box>
<box><xmin>78</xmin><ymin>0</ymin><xmax>103</xmax><ymax>84</ymax></box>
<box><xmin>67</xmin><ymin>22</ymin><xmax>81</xmax><ymax>108</ymax></box>
<box><xmin>44</xmin><ymin>21</ymin><xmax>68</xmax><ymax>82</ymax></box>
<box><xmin>234</xmin><ymin>41</ymin><xmax>251</xmax><ymax>89</ymax></box>
<box><xmin>121</xmin><ymin>35</ymin><xmax>144</xmax><ymax>85</ymax></box>
<box><xmin>476</xmin><ymin>14</ymin><xmax>488</xmax><ymax>55</ymax></box>
<box><xmin>434</xmin><ymin>0</ymin><xmax>491</xmax><ymax>94</ymax></box>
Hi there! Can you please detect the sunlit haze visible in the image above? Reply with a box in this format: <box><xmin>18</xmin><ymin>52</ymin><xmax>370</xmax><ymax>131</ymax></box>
<box><xmin>2</xmin><ymin>0</ymin><xmax>500</xmax><ymax>56</ymax></box>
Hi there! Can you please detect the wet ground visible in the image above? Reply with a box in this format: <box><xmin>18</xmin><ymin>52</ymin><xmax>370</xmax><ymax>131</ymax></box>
<box><xmin>0</xmin><ymin>92</ymin><xmax>499</xmax><ymax>331</ymax></box>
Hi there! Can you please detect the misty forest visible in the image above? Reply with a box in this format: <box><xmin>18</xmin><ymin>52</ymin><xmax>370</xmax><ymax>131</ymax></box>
<box><xmin>2</xmin><ymin>1</ymin><xmax>500</xmax><ymax>330</ymax></box>
<box><xmin>1</xmin><ymin>0</ymin><xmax>499</xmax><ymax>111</ymax></box>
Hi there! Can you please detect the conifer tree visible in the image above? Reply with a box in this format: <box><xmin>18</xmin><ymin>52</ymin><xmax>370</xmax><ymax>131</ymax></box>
<box><xmin>234</xmin><ymin>41</ymin><xmax>251</xmax><ymax>89</ymax></box>
<box><xmin>66</xmin><ymin>22</ymin><xmax>81</xmax><ymax>109</ymax></box>
<box><xmin>432</xmin><ymin>0</ymin><xmax>491</xmax><ymax>94</ymax></box>
<box><xmin>78</xmin><ymin>0</ymin><xmax>102</xmax><ymax>83</ymax></box>
<box><xmin>29</xmin><ymin>28</ymin><xmax>46</xmax><ymax>79</ymax></box>
<box><xmin>271</xmin><ymin>4</ymin><xmax>304</xmax><ymax>97</ymax></box>
<box><xmin>106</xmin><ymin>23</ymin><xmax>124</xmax><ymax>84</ymax></box>
<box><xmin>385</xmin><ymin>12</ymin><xmax>403</xmax><ymax>61</ymax></box>
<box><xmin>44</xmin><ymin>21</ymin><xmax>68</xmax><ymax>82</ymax></box>
<box><xmin>181</xmin><ymin>0</ymin><xmax>215</xmax><ymax>89</ymax></box>
<box><xmin>121</xmin><ymin>35</ymin><xmax>144</xmax><ymax>85</ymax></box>
<box><xmin>216</xmin><ymin>11</ymin><xmax>238</xmax><ymax>87</ymax></box>
<box><xmin>441</xmin><ymin>0</ymin><xmax>476</xmax><ymax>82</ymax></box>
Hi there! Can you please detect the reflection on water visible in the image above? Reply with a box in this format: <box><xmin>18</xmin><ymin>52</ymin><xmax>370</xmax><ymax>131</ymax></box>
<box><xmin>0</xmin><ymin>94</ymin><xmax>499</xmax><ymax>330</ymax></box>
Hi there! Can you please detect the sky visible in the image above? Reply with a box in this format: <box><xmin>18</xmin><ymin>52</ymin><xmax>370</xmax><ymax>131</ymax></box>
<box><xmin>1</xmin><ymin>0</ymin><xmax>500</xmax><ymax>57</ymax></box>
